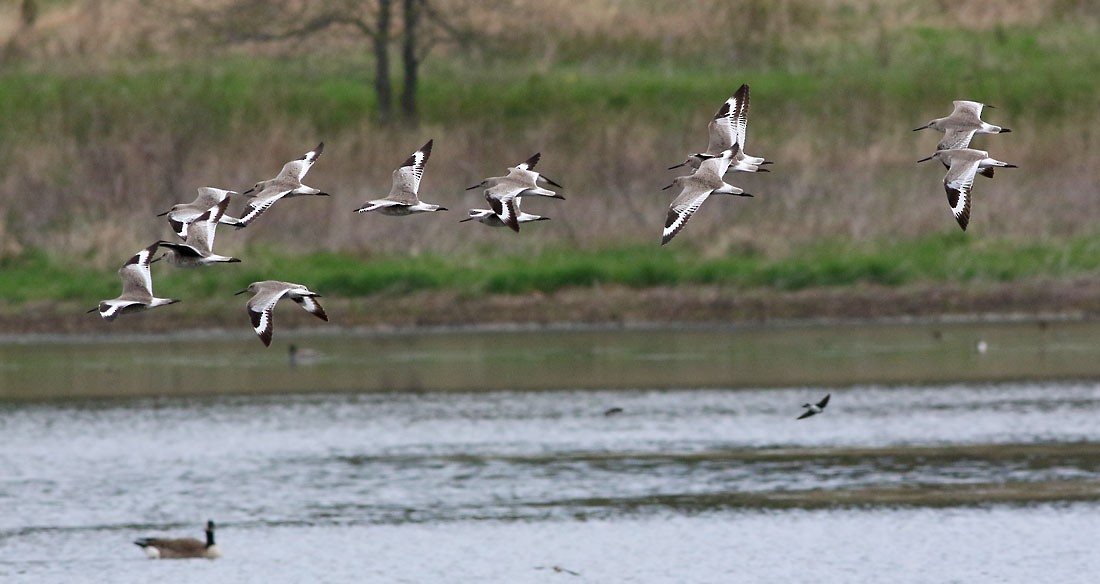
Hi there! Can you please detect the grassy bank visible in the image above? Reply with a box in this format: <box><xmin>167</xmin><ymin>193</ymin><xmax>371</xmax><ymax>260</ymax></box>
<box><xmin>0</xmin><ymin>1</ymin><xmax>1097</xmax><ymax>288</ymax></box>
<box><xmin>2</xmin><ymin>19</ymin><xmax>1098</xmax><ymax>137</ymax></box>
<box><xmin>8</xmin><ymin>233</ymin><xmax>1100</xmax><ymax>306</ymax></box>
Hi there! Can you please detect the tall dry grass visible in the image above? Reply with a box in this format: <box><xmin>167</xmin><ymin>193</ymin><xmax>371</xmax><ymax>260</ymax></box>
<box><xmin>0</xmin><ymin>97</ymin><xmax>1093</xmax><ymax>267</ymax></box>
<box><xmin>0</xmin><ymin>0</ymin><xmax>1097</xmax><ymax>267</ymax></box>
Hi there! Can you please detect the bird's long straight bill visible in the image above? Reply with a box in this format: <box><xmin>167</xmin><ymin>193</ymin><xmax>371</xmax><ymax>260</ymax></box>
<box><xmin>234</xmin><ymin>289</ymin><xmax>249</xmax><ymax>295</ymax></box>
<box><xmin>916</xmin><ymin>154</ymin><xmax>936</xmax><ymax>163</ymax></box>
<box><xmin>540</xmin><ymin>174</ymin><xmax>564</xmax><ymax>188</ymax></box>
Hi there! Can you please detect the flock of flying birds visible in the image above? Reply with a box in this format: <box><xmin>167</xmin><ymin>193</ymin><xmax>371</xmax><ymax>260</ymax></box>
<box><xmin>89</xmin><ymin>83</ymin><xmax>1014</xmax><ymax>346</ymax></box>
<box><xmin>104</xmin><ymin>86</ymin><xmax>1010</xmax><ymax>561</ymax></box>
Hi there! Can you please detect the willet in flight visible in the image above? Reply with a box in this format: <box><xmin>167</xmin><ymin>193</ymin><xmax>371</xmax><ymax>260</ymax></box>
<box><xmin>88</xmin><ymin>242</ymin><xmax>179</xmax><ymax>321</ymax></box>
<box><xmin>157</xmin><ymin>187</ymin><xmax>243</xmax><ymax>239</ymax></box>
<box><xmin>534</xmin><ymin>565</ymin><xmax>581</xmax><ymax>576</ymax></box>
<box><xmin>354</xmin><ymin>139</ymin><xmax>447</xmax><ymax>215</ymax></box>
<box><xmin>460</xmin><ymin>196</ymin><xmax>550</xmax><ymax>228</ymax></box>
<box><xmin>670</xmin><ymin>83</ymin><xmax>771</xmax><ymax>173</ymax></box>
<box><xmin>913</xmin><ymin>100</ymin><xmax>1011</xmax><ymax>151</ymax></box>
<box><xmin>797</xmin><ymin>393</ymin><xmax>830</xmax><ymax>420</ymax></box>
<box><xmin>467</xmin><ymin>153</ymin><xmax>564</xmax><ymax>232</ymax></box>
<box><xmin>235</xmin><ymin>280</ymin><xmax>329</xmax><ymax>347</ymax></box>
<box><xmin>237</xmin><ymin>142</ymin><xmax>329</xmax><ymax>227</ymax></box>
<box><xmin>917</xmin><ymin>148</ymin><xmax>1017</xmax><ymax>231</ymax></box>
<box><xmin>134</xmin><ymin>520</ymin><xmax>220</xmax><ymax>560</ymax></box>
<box><xmin>661</xmin><ymin>146</ymin><xmax>751</xmax><ymax>245</ymax></box>
<box><xmin>157</xmin><ymin>197</ymin><xmax>241</xmax><ymax>267</ymax></box>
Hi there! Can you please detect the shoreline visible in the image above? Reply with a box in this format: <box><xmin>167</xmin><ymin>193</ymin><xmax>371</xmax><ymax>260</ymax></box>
<box><xmin>7</xmin><ymin>278</ymin><xmax>1100</xmax><ymax>339</ymax></box>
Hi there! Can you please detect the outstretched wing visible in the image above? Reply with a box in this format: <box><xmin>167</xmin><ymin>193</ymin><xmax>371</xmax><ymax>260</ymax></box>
<box><xmin>706</xmin><ymin>98</ymin><xmax>736</xmax><ymax>153</ymax></box>
<box><xmin>117</xmin><ymin>242</ymin><xmax>158</xmax><ymax>300</ymax></box>
<box><xmin>389</xmin><ymin>139</ymin><xmax>433</xmax><ymax>202</ymax></box>
<box><xmin>291</xmin><ymin>294</ymin><xmax>329</xmax><ymax>322</ymax></box>
<box><xmin>190</xmin><ymin>187</ymin><xmax>233</xmax><ymax>210</ymax></box>
<box><xmin>237</xmin><ymin>190</ymin><xmax>290</xmax><ymax>227</ymax></box>
<box><xmin>944</xmin><ymin>158</ymin><xmax>980</xmax><ymax>230</ymax></box>
<box><xmin>731</xmin><ymin>83</ymin><xmax>750</xmax><ymax>150</ymax></box>
<box><xmin>938</xmin><ymin>128</ymin><xmax>977</xmax><ymax>150</ymax></box>
<box><xmin>486</xmin><ymin>184</ymin><xmax>524</xmax><ymax>232</ymax></box>
<box><xmin>186</xmin><ymin>197</ymin><xmax>229</xmax><ymax>253</ymax></box>
<box><xmin>245</xmin><ymin>286</ymin><xmax>291</xmax><ymax>347</ymax></box>
<box><xmin>278</xmin><ymin>142</ymin><xmax>324</xmax><ymax>182</ymax></box>
<box><xmin>515</xmin><ymin>152</ymin><xmax>540</xmax><ymax>172</ymax></box>
<box><xmin>661</xmin><ymin>183</ymin><xmax>714</xmax><ymax>245</ymax></box>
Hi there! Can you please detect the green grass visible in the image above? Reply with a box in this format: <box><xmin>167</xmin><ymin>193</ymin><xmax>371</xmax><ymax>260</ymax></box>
<box><xmin>0</xmin><ymin>20</ymin><xmax>1097</xmax><ymax>142</ymax></box>
<box><xmin>9</xmin><ymin>233</ymin><xmax>1100</xmax><ymax>305</ymax></box>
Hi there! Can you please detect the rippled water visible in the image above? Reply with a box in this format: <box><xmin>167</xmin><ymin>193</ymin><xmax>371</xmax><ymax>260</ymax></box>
<box><xmin>3</xmin><ymin>380</ymin><xmax>1100</xmax><ymax>583</ymax></box>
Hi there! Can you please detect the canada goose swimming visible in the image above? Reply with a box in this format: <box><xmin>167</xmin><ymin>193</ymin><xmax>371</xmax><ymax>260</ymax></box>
<box><xmin>797</xmin><ymin>393</ymin><xmax>830</xmax><ymax>420</ymax></box>
<box><xmin>288</xmin><ymin>343</ymin><xmax>323</xmax><ymax>367</ymax></box>
<box><xmin>134</xmin><ymin>520</ymin><xmax>221</xmax><ymax>560</ymax></box>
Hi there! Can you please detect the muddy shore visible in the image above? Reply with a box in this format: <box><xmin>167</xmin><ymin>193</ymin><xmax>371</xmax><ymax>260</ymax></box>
<box><xmin>6</xmin><ymin>278</ymin><xmax>1100</xmax><ymax>337</ymax></box>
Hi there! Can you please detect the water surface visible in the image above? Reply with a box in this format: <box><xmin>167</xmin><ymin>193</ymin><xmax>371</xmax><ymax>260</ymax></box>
<box><xmin>2</xmin><ymin>318</ymin><xmax>1098</xmax><ymax>399</ymax></box>
<box><xmin>3</xmin><ymin>380</ymin><xmax>1100</xmax><ymax>583</ymax></box>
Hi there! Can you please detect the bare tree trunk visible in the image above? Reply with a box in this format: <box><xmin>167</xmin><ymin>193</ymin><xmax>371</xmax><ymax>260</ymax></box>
<box><xmin>374</xmin><ymin>0</ymin><xmax>394</xmax><ymax>122</ymax></box>
<box><xmin>400</xmin><ymin>0</ymin><xmax>420</xmax><ymax>123</ymax></box>
<box><xmin>21</xmin><ymin>0</ymin><xmax>38</xmax><ymax>27</ymax></box>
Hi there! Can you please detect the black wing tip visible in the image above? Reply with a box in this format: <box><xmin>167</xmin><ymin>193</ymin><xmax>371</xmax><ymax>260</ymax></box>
<box><xmin>524</xmin><ymin>152</ymin><xmax>541</xmax><ymax>169</ymax></box>
<box><xmin>312</xmin><ymin>301</ymin><xmax>330</xmax><ymax>322</ymax></box>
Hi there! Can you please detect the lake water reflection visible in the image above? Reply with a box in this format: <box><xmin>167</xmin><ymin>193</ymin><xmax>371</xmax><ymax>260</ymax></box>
<box><xmin>1</xmin><ymin>321</ymin><xmax>1100</xmax><ymax>582</ymax></box>
<box><xmin>1</xmin><ymin>318</ymin><xmax>1099</xmax><ymax>399</ymax></box>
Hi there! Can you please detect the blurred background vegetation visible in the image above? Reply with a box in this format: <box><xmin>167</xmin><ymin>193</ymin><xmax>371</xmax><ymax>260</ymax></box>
<box><xmin>0</xmin><ymin>0</ymin><xmax>1098</xmax><ymax>301</ymax></box>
